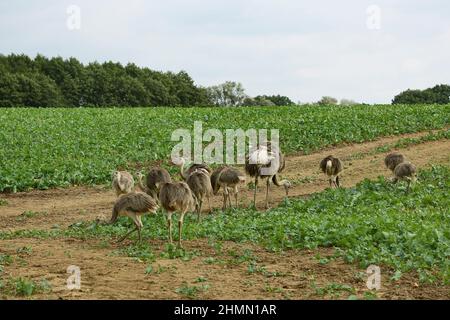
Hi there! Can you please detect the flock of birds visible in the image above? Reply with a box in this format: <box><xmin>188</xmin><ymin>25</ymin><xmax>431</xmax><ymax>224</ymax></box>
<box><xmin>107</xmin><ymin>145</ymin><xmax>417</xmax><ymax>248</ymax></box>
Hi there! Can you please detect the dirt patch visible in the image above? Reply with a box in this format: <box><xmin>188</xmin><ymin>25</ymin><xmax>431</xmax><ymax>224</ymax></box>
<box><xmin>1</xmin><ymin>238</ymin><xmax>448</xmax><ymax>300</ymax></box>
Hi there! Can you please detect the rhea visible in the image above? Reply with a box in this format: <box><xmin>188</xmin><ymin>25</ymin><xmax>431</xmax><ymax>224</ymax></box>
<box><xmin>138</xmin><ymin>167</ymin><xmax>172</xmax><ymax>202</ymax></box>
<box><xmin>172</xmin><ymin>157</ymin><xmax>211</xmax><ymax>181</ymax></box>
<box><xmin>186</xmin><ymin>168</ymin><xmax>213</xmax><ymax>221</ymax></box>
<box><xmin>319</xmin><ymin>155</ymin><xmax>343</xmax><ymax>188</ymax></box>
<box><xmin>112</xmin><ymin>170</ymin><xmax>135</xmax><ymax>197</ymax></box>
<box><xmin>158</xmin><ymin>181</ymin><xmax>195</xmax><ymax>248</ymax></box>
<box><xmin>384</xmin><ymin>152</ymin><xmax>405</xmax><ymax>173</ymax></box>
<box><xmin>210</xmin><ymin>166</ymin><xmax>246</xmax><ymax>210</ymax></box>
<box><xmin>393</xmin><ymin>162</ymin><xmax>417</xmax><ymax>192</ymax></box>
<box><xmin>245</xmin><ymin>143</ymin><xmax>291</xmax><ymax>209</ymax></box>
<box><xmin>108</xmin><ymin>192</ymin><xmax>159</xmax><ymax>243</ymax></box>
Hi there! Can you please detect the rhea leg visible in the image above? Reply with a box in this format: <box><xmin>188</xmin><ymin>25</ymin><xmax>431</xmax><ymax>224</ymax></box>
<box><xmin>224</xmin><ymin>187</ymin><xmax>230</xmax><ymax>210</ymax></box>
<box><xmin>178</xmin><ymin>210</ymin><xmax>187</xmax><ymax>248</ymax></box>
<box><xmin>227</xmin><ymin>187</ymin><xmax>232</xmax><ymax>208</ymax></box>
<box><xmin>197</xmin><ymin>198</ymin><xmax>203</xmax><ymax>222</ymax></box>
<box><xmin>222</xmin><ymin>191</ymin><xmax>227</xmax><ymax>210</ymax></box>
<box><xmin>234</xmin><ymin>185</ymin><xmax>238</xmax><ymax>207</ymax></box>
<box><xmin>253</xmin><ymin>176</ymin><xmax>258</xmax><ymax>207</ymax></box>
<box><xmin>265</xmin><ymin>177</ymin><xmax>270</xmax><ymax>209</ymax></box>
<box><xmin>135</xmin><ymin>215</ymin><xmax>143</xmax><ymax>243</ymax></box>
<box><xmin>167</xmin><ymin>212</ymin><xmax>173</xmax><ymax>244</ymax></box>
<box><xmin>117</xmin><ymin>227</ymin><xmax>137</xmax><ymax>243</ymax></box>
<box><xmin>117</xmin><ymin>212</ymin><xmax>139</xmax><ymax>243</ymax></box>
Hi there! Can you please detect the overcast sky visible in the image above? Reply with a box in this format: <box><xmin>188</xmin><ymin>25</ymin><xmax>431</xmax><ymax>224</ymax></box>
<box><xmin>1</xmin><ymin>0</ymin><xmax>449</xmax><ymax>103</ymax></box>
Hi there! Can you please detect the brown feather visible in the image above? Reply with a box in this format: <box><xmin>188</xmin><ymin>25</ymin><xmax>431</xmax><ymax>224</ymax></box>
<box><xmin>319</xmin><ymin>155</ymin><xmax>343</xmax><ymax>175</ymax></box>
<box><xmin>385</xmin><ymin>152</ymin><xmax>405</xmax><ymax>172</ymax></box>
<box><xmin>159</xmin><ymin>182</ymin><xmax>195</xmax><ymax>213</ymax></box>
<box><xmin>109</xmin><ymin>192</ymin><xmax>158</xmax><ymax>224</ymax></box>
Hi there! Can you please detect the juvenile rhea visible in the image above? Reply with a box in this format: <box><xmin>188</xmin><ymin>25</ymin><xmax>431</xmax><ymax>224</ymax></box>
<box><xmin>210</xmin><ymin>166</ymin><xmax>246</xmax><ymax>210</ymax></box>
<box><xmin>245</xmin><ymin>143</ymin><xmax>291</xmax><ymax>209</ymax></box>
<box><xmin>172</xmin><ymin>157</ymin><xmax>211</xmax><ymax>181</ymax></box>
<box><xmin>158</xmin><ymin>181</ymin><xmax>195</xmax><ymax>248</ymax></box>
<box><xmin>186</xmin><ymin>168</ymin><xmax>213</xmax><ymax>221</ymax></box>
<box><xmin>109</xmin><ymin>192</ymin><xmax>159</xmax><ymax>243</ymax></box>
<box><xmin>393</xmin><ymin>162</ymin><xmax>417</xmax><ymax>192</ymax></box>
<box><xmin>319</xmin><ymin>155</ymin><xmax>343</xmax><ymax>188</ymax></box>
<box><xmin>112</xmin><ymin>171</ymin><xmax>135</xmax><ymax>197</ymax></box>
<box><xmin>384</xmin><ymin>152</ymin><xmax>405</xmax><ymax>172</ymax></box>
<box><xmin>138</xmin><ymin>167</ymin><xmax>172</xmax><ymax>201</ymax></box>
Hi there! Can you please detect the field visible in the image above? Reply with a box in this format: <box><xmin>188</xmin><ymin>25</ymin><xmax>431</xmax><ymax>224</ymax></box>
<box><xmin>0</xmin><ymin>104</ymin><xmax>449</xmax><ymax>192</ymax></box>
<box><xmin>0</xmin><ymin>105</ymin><xmax>449</xmax><ymax>300</ymax></box>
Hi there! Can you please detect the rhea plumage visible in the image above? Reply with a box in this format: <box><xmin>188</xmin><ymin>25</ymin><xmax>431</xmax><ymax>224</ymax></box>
<box><xmin>186</xmin><ymin>168</ymin><xmax>213</xmax><ymax>221</ymax></box>
<box><xmin>108</xmin><ymin>192</ymin><xmax>159</xmax><ymax>243</ymax></box>
<box><xmin>137</xmin><ymin>167</ymin><xmax>172</xmax><ymax>201</ymax></box>
<box><xmin>112</xmin><ymin>171</ymin><xmax>134</xmax><ymax>197</ymax></box>
<box><xmin>319</xmin><ymin>155</ymin><xmax>343</xmax><ymax>188</ymax></box>
<box><xmin>210</xmin><ymin>166</ymin><xmax>246</xmax><ymax>210</ymax></box>
<box><xmin>393</xmin><ymin>162</ymin><xmax>417</xmax><ymax>191</ymax></box>
<box><xmin>172</xmin><ymin>157</ymin><xmax>211</xmax><ymax>181</ymax></box>
<box><xmin>245</xmin><ymin>143</ymin><xmax>291</xmax><ymax>209</ymax></box>
<box><xmin>384</xmin><ymin>152</ymin><xmax>405</xmax><ymax>172</ymax></box>
<box><xmin>158</xmin><ymin>181</ymin><xmax>195</xmax><ymax>247</ymax></box>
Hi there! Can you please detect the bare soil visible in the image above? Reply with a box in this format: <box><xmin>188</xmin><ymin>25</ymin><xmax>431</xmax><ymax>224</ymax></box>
<box><xmin>0</xmin><ymin>130</ymin><xmax>449</xmax><ymax>300</ymax></box>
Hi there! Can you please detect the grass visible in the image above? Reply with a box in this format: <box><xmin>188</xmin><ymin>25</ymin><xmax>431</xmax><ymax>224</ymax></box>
<box><xmin>0</xmin><ymin>277</ymin><xmax>52</xmax><ymax>297</ymax></box>
<box><xmin>1</xmin><ymin>104</ymin><xmax>448</xmax><ymax>192</ymax></box>
<box><xmin>112</xmin><ymin>243</ymin><xmax>155</xmax><ymax>263</ymax></box>
<box><xmin>0</xmin><ymin>254</ymin><xmax>13</xmax><ymax>268</ymax></box>
<box><xmin>175</xmin><ymin>282</ymin><xmax>210</xmax><ymax>299</ymax></box>
<box><xmin>312</xmin><ymin>282</ymin><xmax>356</xmax><ymax>298</ymax></box>
<box><xmin>15</xmin><ymin>211</ymin><xmax>47</xmax><ymax>221</ymax></box>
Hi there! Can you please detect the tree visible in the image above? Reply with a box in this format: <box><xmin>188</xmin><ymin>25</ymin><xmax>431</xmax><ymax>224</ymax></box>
<box><xmin>340</xmin><ymin>99</ymin><xmax>358</xmax><ymax>106</ymax></box>
<box><xmin>425</xmin><ymin>84</ymin><xmax>450</xmax><ymax>104</ymax></box>
<box><xmin>2</xmin><ymin>53</ymin><xmax>287</xmax><ymax>107</ymax></box>
<box><xmin>0</xmin><ymin>72</ymin><xmax>21</xmax><ymax>107</ymax></box>
<box><xmin>317</xmin><ymin>96</ymin><xmax>338</xmax><ymax>105</ymax></box>
<box><xmin>14</xmin><ymin>73</ymin><xmax>63</xmax><ymax>107</ymax></box>
<box><xmin>392</xmin><ymin>84</ymin><xmax>450</xmax><ymax>104</ymax></box>
<box><xmin>243</xmin><ymin>96</ymin><xmax>275</xmax><ymax>106</ymax></box>
<box><xmin>254</xmin><ymin>95</ymin><xmax>294</xmax><ymax>106</ymax></box>
<box><xmin>113</xmin><ymin>75</ymin><xmax>150</xmax><ymax>106</ymax></box>
<box><xmin>207</xmin><ymin>81</ymin><xmax>247</xmax><ymax>106</ymax></box>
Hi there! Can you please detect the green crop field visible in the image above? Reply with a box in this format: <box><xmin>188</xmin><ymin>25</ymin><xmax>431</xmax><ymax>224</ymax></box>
<box><xmin>0</xmin><ymin>104</ymin><xmax>449</xmax><ymax>192</ymax></box>
<box><xmin>2</xmin><ymin>166</ymin><xmax>448</xmax><ymax>284</ymax></box>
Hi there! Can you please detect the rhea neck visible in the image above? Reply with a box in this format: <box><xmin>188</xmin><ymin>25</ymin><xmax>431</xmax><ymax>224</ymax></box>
<box><xmin>177</xmin><ymin>158</ymin><xmax>188</xmax><ymax>180</ymax></box>
<box><xmin>138</xmin><ymin>174</ymin><xmax>147</xmax><ymax>192</ymax></box>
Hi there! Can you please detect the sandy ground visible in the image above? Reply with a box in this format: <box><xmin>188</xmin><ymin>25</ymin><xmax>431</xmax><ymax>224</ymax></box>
<box><xmin>0</xmin><ymin>130</ymin><xmax>449</xmax><ymax>300</ymax></box>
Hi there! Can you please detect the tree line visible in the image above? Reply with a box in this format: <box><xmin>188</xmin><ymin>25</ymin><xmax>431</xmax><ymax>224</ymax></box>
<box><xmin>392</xmin><ymin>84</ymin><xmax>450</xmax><ymax>105</ymax></box>
<box><xmin>2</xmin><ymin>54</ymin><xmax>447</xmax><ymax>107</ymax></box>
<box><xmin>0</xmin><ymin>54</ymin><xmax>295</xmax><ymax>108</ymax></box>
<box><xmin>0</xmin><ymin>54</ymin><xmax>211</xmax><ymax>107</ymax></box>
